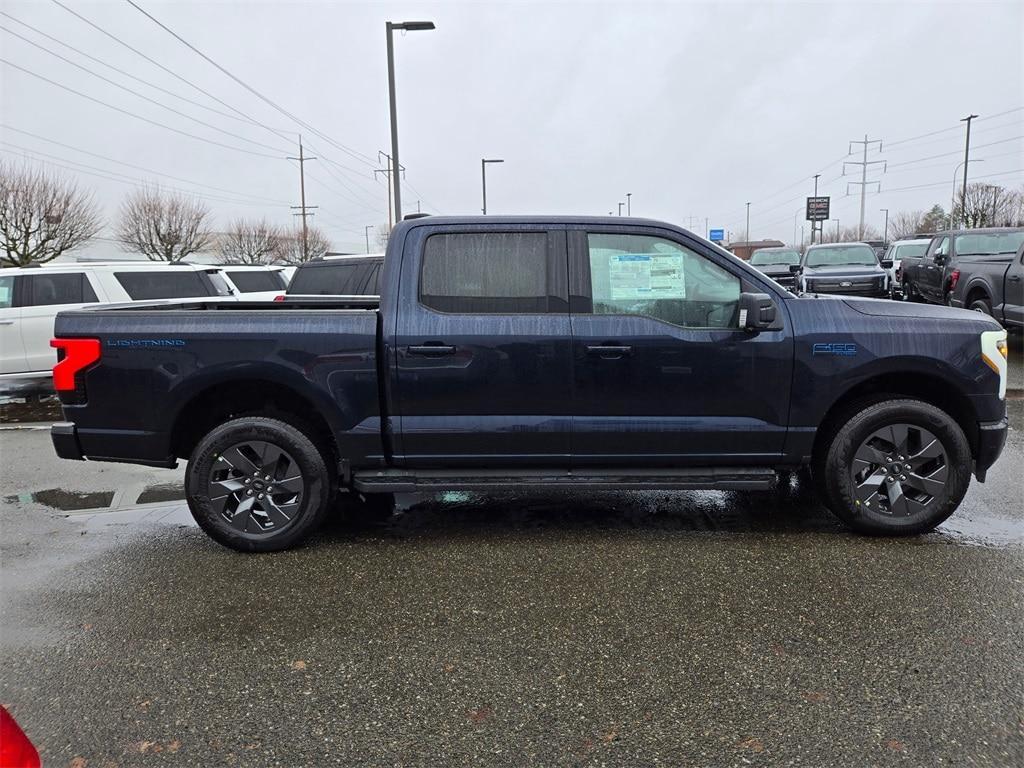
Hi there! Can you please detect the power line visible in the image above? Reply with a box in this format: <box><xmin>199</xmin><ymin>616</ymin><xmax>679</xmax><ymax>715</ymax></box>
<box><xmin>0</xmin><ymin>58</ymin><xmax>285</xmax><ymax>159</ymax></box>
<box><xmin>49</xmin><ymin>0</ymin><xmax>291</xmax><ymax>143</ymax></box>
<box><xmin>0</xmin><ymin>124</ymin><xmax>290</xmax><ymax>205</ymax></box>
<box><xmin>0</xmin><ymin>143</ymin><xmax>282</xmax><ymax>207</ymax></box>
<box><xmin>123</xmin><ymin>0</ymin><xmax>378</xmax><ymax>169</ymax></box>
<box><xmin>0</xmin><ymin>10</ymin><xmax>257</xmax><ymax>126</ymax></box>
<box><xmin>886</xmin><ymin>136</ymin><xmax>1023</xmax><ymax>169</ymax></box>
<box><xmin>0</xmin><ymin>24</ymin><xmax>291</xmax><ymax>154</ymax></box>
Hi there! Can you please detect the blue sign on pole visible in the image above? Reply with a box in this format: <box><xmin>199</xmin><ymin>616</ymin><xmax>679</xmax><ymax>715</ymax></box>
<box><xmin>709</xmin><ymin>228</ymin><xmax>725</xmax><ymax>242</ymax></box>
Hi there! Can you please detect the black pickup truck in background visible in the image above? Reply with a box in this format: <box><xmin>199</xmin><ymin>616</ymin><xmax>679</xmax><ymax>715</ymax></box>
<box><xmin>48</xmin><ymin>216</ymin><xmax>1009</xmax><ymax>551</ymax></box>
<box><xmin>947</xmin><ymin>241</ymin><xmax>1024</xmax><ymax>329</ymax></box>
<box><xmin>279</xmin><ymin>254</ymin><xmax>384</xmax><ymax>302</ymax></box>
<box><xmin>901</xmin><ymin>228</ymin><xmax>1024</xmax><ymax>329</ymax></box>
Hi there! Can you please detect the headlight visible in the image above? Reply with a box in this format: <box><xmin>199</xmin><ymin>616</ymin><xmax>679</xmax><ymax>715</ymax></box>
<box><xmin>981</xmin><ymin>329</ymin><xmax>1008</xmax><ymax>399</ymax></box>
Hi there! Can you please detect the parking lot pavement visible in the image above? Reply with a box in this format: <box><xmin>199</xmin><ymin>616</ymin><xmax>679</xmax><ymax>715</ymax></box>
<box><xmin>0</xmin><ymin>407</ymin><xmax>1021</xmax><ymax>768</ymax></box>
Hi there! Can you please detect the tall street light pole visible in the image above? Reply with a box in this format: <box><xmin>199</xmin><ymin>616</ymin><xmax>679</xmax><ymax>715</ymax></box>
<box><xmin>959</xmin><ymin>114</ymin><xmax>978</xmax><ymax>227</ymax></box>
<box><xmin>481</xmin><ymin>158</ymin><xmax>503</xmax><ymax>214</ymax></box>
<box><xmin>951</xmin><ymin>158</ymin><xmax>984</xmax><ymax>228</ymax></box>
<box><xmin>365</xmin><ymin>225</ymin><xmax>373</xmax><ymax>254</ymax></box>
<box><xmin>745</xmin><ymin>202</ymin><xmax>751</xmax><ymax>241</ymax></box>
<box><xmin>879</xmin><ymin>208</ymin><xmax>889</xmax><ymax>242</ymax></box>
<box><xmin>386</xmin><ymin>20</ymin><xmax>435</xmax><ymax>226</ymax></box>
<box><xmin>626</xmin><ymin>193</ymin><xmax>632</xmax><ymax>216</ymax></box>
<box><xmin>617</xmin><ymin>202</ymin><xmax>624</xmax><ymax>216</ymax></box>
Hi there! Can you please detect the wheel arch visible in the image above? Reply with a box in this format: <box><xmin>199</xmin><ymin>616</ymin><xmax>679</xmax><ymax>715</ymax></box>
<box><xmin>169</xmin><ymin>377</ymin><xmax>339</xmax><ymax>463</ymax></box>
<box><xmin>811</xmin><ymin>371</ymin><xmax>979</xmax><ymax>467</ymax></box>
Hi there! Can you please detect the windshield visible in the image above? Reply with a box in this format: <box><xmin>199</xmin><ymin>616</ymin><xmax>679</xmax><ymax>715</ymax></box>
<box><xmin>954</xmin><ymin>231</ymin><xmax>1024</xmax><ymax>256</ymax></box>
<box><xmin>895</xmin><ymin>243</ymin><xmax>928</xmax><ymax>260</ymax></box>
<box><xmin>750</xmin><ymin>249</ymin><xmax>801</xmax><ymax>266</ymax></box>
<box><xmin>804</xmin><ymin>245</ymin><xmax>878</xmax><ymax>267</ymax></box>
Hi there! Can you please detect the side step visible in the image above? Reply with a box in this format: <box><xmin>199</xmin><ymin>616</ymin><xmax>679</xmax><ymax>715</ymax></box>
<box><xmin>352</xmin><ymin>467</ymin><xmax>778</xmax><ymax>493</ymax></box>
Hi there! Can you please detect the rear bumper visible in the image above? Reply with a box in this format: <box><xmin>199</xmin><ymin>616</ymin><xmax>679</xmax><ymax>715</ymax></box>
<box><xmin>974</xmin><ymin>418</ymin><xmax>1008</xmax><ymax>482</ymax></box>
<box><xmin>51</xmin><ymin>421</ymin><xmax>84</xmax><ymax>461</ymax></box>
<box><xmin>50</xmin><ymin>421</ymin><xmax>178</xmax><ymax>468</ymax></box>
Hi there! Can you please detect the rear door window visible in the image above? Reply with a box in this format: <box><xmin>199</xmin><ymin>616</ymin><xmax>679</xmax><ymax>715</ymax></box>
<box><xmin>114</xmin><ymin>270</ymin><xmax>213</xmax><ymax>300</ymax></box>
<box><xmin>419</xmin><ymin>232</ymin><xmax>550</xmax><ymax>313</ymax></box>
<box><xmin>288</xmin><ymin>261</ymin><xmax>380</xmax><ymax>295</ymax></box>
<box><xmin>226</xmin><ymin>270</ymin><xmax>287</xmax><ymax>293</ymax></box>
<box><xmin>0</xmin><ymin>275</ymin><xmax>13</xmax><ymax>309</ymax></box>
<box><xmin>23</xmin><ymin>273</ymin><xmax>98</xmax><ymax>306</ymax></box>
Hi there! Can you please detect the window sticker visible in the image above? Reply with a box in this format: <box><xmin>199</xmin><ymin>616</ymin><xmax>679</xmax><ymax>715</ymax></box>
<box><xmin>607</xmin><ymin>252</ymin><xmax>685</xmax><ymax>300</ymax></box>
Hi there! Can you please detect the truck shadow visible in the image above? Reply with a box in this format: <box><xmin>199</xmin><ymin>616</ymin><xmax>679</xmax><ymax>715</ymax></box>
<box><xmin>321</xmin><ymin>473</ymin><xmax>847</xmax><ymax>541</ymax></box>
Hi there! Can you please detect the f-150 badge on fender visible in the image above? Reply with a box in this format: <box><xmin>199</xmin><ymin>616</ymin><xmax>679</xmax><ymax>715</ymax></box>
<box><xmin>812</xmin><ymin>343</ymin><xmax>858</xmax><ymax>356</ymax></box>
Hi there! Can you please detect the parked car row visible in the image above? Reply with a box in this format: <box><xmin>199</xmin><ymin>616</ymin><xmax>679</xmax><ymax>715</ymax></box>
<box><xmin>746</xmin><ymin>228</ymin><xmax>1023</xmax><ymax>331</ymax></box>
<box><xmin>900</xmin><ymin>228</ymin><xmax>1023</xmax><ymax>330</ymax></box>
<box><xmin>0</xmin><ymin>262</ymin><xmax>289</xmax><ymax>389</ymax></box>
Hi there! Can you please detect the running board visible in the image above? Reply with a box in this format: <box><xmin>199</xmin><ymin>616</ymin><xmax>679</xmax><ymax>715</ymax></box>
<box><xmin>352</xmin><ymin>467</ymin><xmax>778</xmax><ymax>493</ymax></box>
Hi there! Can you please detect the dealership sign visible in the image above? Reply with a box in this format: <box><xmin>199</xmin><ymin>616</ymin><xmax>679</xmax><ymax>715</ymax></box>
<box><xmin>806</xmin><ymin>196</ymin><xmax>830</xmax><ymax>221</ymax></box>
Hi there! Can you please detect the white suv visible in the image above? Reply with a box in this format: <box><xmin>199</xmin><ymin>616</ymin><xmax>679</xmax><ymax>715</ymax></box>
<box><xmin>0</xmin><ymin>262</ymin><xmax>234</xmax><ymax>389</ymax></box>
<box><xmin>217</xmin><ymin>265</ymin><xmax>289</xmax><ymax>301</ymax></box>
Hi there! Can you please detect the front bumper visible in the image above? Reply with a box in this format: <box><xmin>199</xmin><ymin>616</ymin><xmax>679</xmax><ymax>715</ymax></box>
<box><xmin>974</xmin><ymin>418</ymin><xmax>1008</xmax><ymax>482</ymax></box>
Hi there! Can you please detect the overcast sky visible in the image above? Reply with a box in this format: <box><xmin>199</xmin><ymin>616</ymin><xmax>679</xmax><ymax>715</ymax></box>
<box><xmin>1</xmin><ymin>0</ymin><xmax>1022</xmax><ymax>255</ymax></box>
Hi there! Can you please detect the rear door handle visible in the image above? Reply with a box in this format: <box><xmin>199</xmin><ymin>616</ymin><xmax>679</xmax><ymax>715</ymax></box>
<box><xmin>407</xmin><ymin>344</ymin><xmax>456</xmax><ymax>357</ymax></box>
<box><xmin>586</xmin><ymin>344</ymin><xmax>633</xmax><ymax>358</ymax></box>
<box><xmin>1009</xmin><ymin>274</ymin><xmax>1022</xmax><ymax>282</ymax></box>
<box><xmin>0</xmin><ymin>320</ymin><xmax>13</xmax><ymax>325</ymax></box>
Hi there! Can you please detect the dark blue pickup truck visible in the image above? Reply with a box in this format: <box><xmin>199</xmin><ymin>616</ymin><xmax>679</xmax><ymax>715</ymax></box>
<box><xmin>49</xmin><ymin>216</ymin><xmax>1009</xmax><ymax>551</ymax></box>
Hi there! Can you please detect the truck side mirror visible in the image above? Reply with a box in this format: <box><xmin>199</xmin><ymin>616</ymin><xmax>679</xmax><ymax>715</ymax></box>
<box><xmin>738</xmin><ymin>292</ymin><xmax>778</xmax><ymax>331</ymax></box>
<box><xmin>789</xmin><ymin>264</ymin><xmax>802</xmax><ymax>275</ymax></box>
<box><xmin>880</xmin><ymin>259</ymin><xmax>894</xmax><ymax>269</ymax></box>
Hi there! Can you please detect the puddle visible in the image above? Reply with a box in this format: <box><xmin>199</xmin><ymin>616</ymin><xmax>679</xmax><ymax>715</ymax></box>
<box><xmin>8</xmin><ymin>488</ymin><xmax>116</xmax><ymax>511</ymax></box>
<box><xmin>135</xmin><ymin>483</ymin><xmax>186</xmax><ymax>504</ymax></box>
<box><xmin>933</xmin><ymin>514</ymin><xmax>1024</xmax><ymax>549</ymax></box>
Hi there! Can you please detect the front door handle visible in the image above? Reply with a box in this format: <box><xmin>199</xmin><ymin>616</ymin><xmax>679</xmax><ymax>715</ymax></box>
<box><xmin>407</xmin><ymin>344</ymin><xmax>456</xmax><ymax>357</ymax></box>
<box><xmin>1009</xmin><ymin>274</ymin><xmax>1022</xmax><ymax>282</ymax></box>
<box><xmin>0</xmin><ymin>320</ymin><xmax>14</xmax><ymax>325</ymax></box>
<box><xmin>586</xmin><ymin>344</ymin><xmax>633</xmax><ymax>358</ymax></box>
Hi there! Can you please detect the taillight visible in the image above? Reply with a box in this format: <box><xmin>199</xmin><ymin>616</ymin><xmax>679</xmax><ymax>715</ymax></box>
<box><xmin>51</xmin><ymin>338</ymin><xmax>100</xmax><ymax>392</ymax></box>
<box><xmin>0</xmin><ymin>707</ymin><xmax>41</xmax><ymax>768</ymax></box>
<box><xmin>947</xmin><ymin>269</ymin><xmax>961</xmax><ymax>292</ymax></box>
<box><xmin>273</xmin><ymin>294</ymin><xmax>286</xmax><ymax>302</ymax></box>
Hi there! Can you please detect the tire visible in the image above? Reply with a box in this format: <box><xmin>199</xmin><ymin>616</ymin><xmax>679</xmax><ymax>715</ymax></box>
<box><xmin>904</xmin><ymin>281</ymin><xmax>922</xmax><ymax>302</ymax></box>
<box><xmin>185</xmin><ymin>416</ymin><xmax>335</xmax><ymax>552</ymax></box>
<box><xmin>820</xmin><ymin>399</ymin><xmax>971</xmax><ymax>535</ymax></box>
<box><xmin>968</xmin><ymin>296</ymin><xmax>993</xmax><ymax>317</ymax></box>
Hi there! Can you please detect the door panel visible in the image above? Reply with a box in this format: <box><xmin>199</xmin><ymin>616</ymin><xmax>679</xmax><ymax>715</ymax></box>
<box><xmin>921</xmin><ymin>237</ymin><xmax>949</xmax><ymax>302</ymax></box>
<box><xmin>0</xmin><ymin>275</ymin><xmax>26</xmax><ymax>374</ymax></box>
<box><xmin>1006</xmin><ymin>254</ymin><xmax>1024</xmax><ymax>326</ymax></box>
<box><xmin>568</xmin><ymin>228</ymin><xmax>792</xmax><ymax>466</ymax></box>
<box><xmin>393</xmin><ymin>228</ymin><xmax>572</xmax><ymax>466</ymax></box>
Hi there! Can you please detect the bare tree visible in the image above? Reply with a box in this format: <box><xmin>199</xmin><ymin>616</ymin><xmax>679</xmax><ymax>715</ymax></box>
<box><xmin>117</xmin><ymin>187</ymin><xmax>212</xmax><ymax>262</ymax></box>
<box><xmin>888</xmin><ymin>210</ymin><xmax>927</xmax><ymax>240</ymax></box>
<box><xmin>953</xmin><ymin>183</ymin><xmax>1021</xmax><ymax>229</ymax></box>
<box><xmin>217</xmin><ymin>218</ymin><xmax>284</xmax><ymax>264</ymax></box>
<box><xmin>278</xmin><ymin>225</ymin><xmax>331</xmax><ymax>264</ymax></box>
<box><xmin>0</xmin><ymin>161</ymin><xmax>102</xmax><ymax>266</ymax></box>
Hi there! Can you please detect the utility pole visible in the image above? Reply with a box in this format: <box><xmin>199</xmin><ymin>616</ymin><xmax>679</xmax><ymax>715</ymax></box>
<box><xmin>375</xmin><ymin>151</ymin><xmax>405</xmax><ymax>230</ymax></box>
<box><xmin>844</xmin><ymin>135</ymin><xmax>885</xmax><ymax>239</ymax></box>
<box><xmin>705</xmin><ymin>216</ymin><xmax>709</xmax><ymax>238</ymax></box>
<box><xmin>288</xmin><ymin>135</ymin><xmax>317</xmax><ymax>261</ymax></box>
<box><xmin>365</xmin><ymin>225</ymin><xmax>373</xmax><ymax>254</ymax></box>
<box><xmin>626</xmin><ymin>193</ymin><xmax>632</xmax><ymax>216</ymax></box>
<box><xmin>745</xmin><ymin>202</ymin><xmax>751</xmax><ymax>241</ymax></box>
<box><xmin>617</xmin><ymin>202</ymin><xmax>624</xmax><ymax>216</ymax></box>
<box><xmin>811</xmin><ymin>173</ymin><xmax>821</xmax><ymax>244</ymax></box>
<box><xmin>880</xmin><ymin>208</ymin><xmax>889</xmax><ymax>242</ymax></box>
<box><xmin>959</xmin><ymin>113</ymin><xmax>978</xmax><ymax>228</ymax></box>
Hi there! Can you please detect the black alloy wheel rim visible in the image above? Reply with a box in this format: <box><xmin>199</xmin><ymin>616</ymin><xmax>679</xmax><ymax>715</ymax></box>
<box><xmin>850</xmin><ymin>423</ymin><xmax>949</xmax><ymax>516</ymax></box>
<box><xmin>207</xmin><ymin>441</ymin><xmax>305</xmax><ymax>535</ymax></box>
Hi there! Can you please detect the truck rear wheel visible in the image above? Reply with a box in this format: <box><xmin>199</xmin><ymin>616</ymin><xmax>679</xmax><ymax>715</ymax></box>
<box><xmin>185</xmin><ymin>417</ymin><xmax>334</xmax><ymax>552</ymax></box>
<box><xmin>821</xmin><ymin>399</ymin><xmax>971</xmax><ymax>535</ymax></box>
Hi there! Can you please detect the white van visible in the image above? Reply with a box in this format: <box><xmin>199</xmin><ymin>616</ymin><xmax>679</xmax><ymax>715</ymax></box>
<box><xmin>0</xmin><ymin>262</ymin><xmax>234</xmax><ymax>390</ymax></box>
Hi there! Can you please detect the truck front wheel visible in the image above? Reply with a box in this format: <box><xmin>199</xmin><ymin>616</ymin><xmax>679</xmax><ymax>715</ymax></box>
<box><xmin>185</xmin><ymin>417</ymin><xmax>335</xmax><ymax>552</ymax></box>
<box><xmin>822</xmin><ymin>399</ymin><xmax>971</xmax><ymax>535</ymax></box>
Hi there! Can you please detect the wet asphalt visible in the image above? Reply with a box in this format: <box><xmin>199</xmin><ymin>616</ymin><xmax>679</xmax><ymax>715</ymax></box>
<box><xmin>1</xmin><ymin>404</ymin><xmax>1022</xmax><ymax>767</ymax></box>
